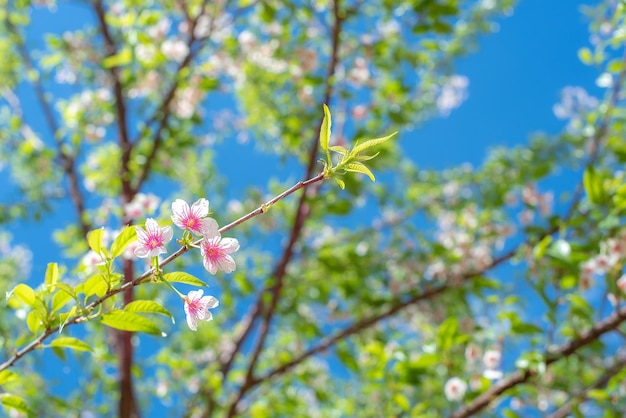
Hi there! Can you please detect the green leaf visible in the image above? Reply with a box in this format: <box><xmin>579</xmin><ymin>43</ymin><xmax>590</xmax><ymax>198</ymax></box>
<box><xmin>26</xmin><ymin>310</ymin><xmax>42</xmax><ymax>334</ymax></box>
<box><xmin>110</xmin><ymin>226</ymin><xmax>137</xmax><ymax>258</ymax></box>
<box><xmin>353</xmin><ymin>152</ymin><xmax>380</xmax><ymax>162</ymax></box>
<box><xmin>87</xmin><ymin>228</ymin><xmax>104</xmax><ymax>255</ymax></box>
<box><xmin>511</xmin><ymin>321</ymin><xmax>543</xmax><ymax>335</ymax></box>
<box><xmin>10</xmin><ymin>284</ymin><xmax>36</xmax><ymax>307</ymax></box>
<box><xmin>101</xmin><ymin>311</ymin><xmax>164</xmax><ymax>335</ymax></box>
<box><xmin>7</xmin><ymin>283</ymin><xmax>36</xmax><ymax>308</ymax></box>
<box><xmin>51</xmin><ymin>283</ymin><xmax>78</xmax><ymax>313</ymax></box>
<box><xmin>393</xmin><ymin>393</ymin><xmax>410</xmax><ymax>411</ymax></box>
<box><xmin>351</xmin><ymin>131</ymin><xmax>396</xmax><ymax>156</ymax></box>
<box><xmin>0</xmin><ymin>394</ymin><xmax>34</xmax><ymax>417</ymax></box>
<box><xmin>328</xmin><ymin>145</ymin><xmax>348</xmax><ymax>155</ymax></box>
<box><xmin>44</xmin><ymin>262</ymin><xmax>59</xmax><ymax>288</ymax></box>
<box><xmin>49</xmin><ymin>336</ymin><xmax>93</xmax><ymax>352</ymax></box>
<box><xmin>82</xmin><ymin>274</ymin><xmax>108</xmax><ymax>298</ymax></box>
<box><xmin>102</xmin><ymin>47</ymin><xmax>132</xmax><ymax>68</ymax></box>
<box><xmin>533</xmin><ymin>235</ymin><xmax>552</xmax><ymax>259</ymax></box>
<box><xmin>578</xmin><ymin>47</ymin><xmax>593</xmax><ymax>65</ymax></box>
<box><xmin>162</xmin><ymin>272</ymin><xmax>208</xmax><ymax>287</ymax></box>
<box><xmin>334</xmin><ymin>178</ymin><xmax>346</xmax><ymax>189</ymax></box>
<box><xmin>125</xmin><ymin>300</ymin><xmax>174</xmax><ymax>323</ymax></box>
<box><xmin>436</xmin><ymin>317</ymin><xmax>458</xmax><ymax>351</ymax></box>
<box><xmin>319</xmin><ymin>104</ymin><xmax>332</xmax><ymax>152</ymax></box>
<box><xmin>0</xmin><ymin>370</ymin><xmax>18</xmax><ymax>385</ymax></box>
<box><xmin>583</xmin><ymin>166</ymin><xmax>607</xmax><ymax>205</ymax></box>
<box><xmin>587</xmin><ymin>388</ymin><xmax>611</xmax><ymax>401</ymax></box>
<box><xmin>344</xmin><ymin>162</ymin><xmax>376</xmax><ymax>182</ymax></box>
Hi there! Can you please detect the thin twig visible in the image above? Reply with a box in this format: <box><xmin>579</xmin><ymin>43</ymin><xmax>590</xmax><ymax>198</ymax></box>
<box><xmin>0</xmin><ymin>172</ymin><xmax>326</xmax><ymax>373</ymax></box>
<box><xmin>547</xmin><ymin>352</ymin><xmax>626</xmax><ymax>418</ymax></box>
<box><xmin>451</xmin><ymin>307</ymin><xmax>626</xmax><ymax>418</ymax></box>
<box><xmin>4</xmin><ymin>15</ymin><xmax>90</xmax><ymax>236</ymax></box>
<box><xmin>131</xmin><ymin>0</ymin><xmax>212</xmax><ymax>195</ymax></box>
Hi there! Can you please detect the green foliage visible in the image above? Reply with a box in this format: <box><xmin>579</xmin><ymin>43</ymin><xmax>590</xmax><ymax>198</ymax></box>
<box><xmin>3</xmin><ymin>0</ymin><xmax>626</xmax><ymax>417</ymax></box>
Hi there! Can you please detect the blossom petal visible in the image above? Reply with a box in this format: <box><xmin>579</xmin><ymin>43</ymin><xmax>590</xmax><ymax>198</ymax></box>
<box><xmin>200</xmin><ymin>218</ymin><xmax>219</xmax><ymax>238</ymax></box>
<box><xmin>190</xmin><ymin>198</ymin><xmax>209</xmax><ymax>218</ymax></box>
<box><xmin>220</xmin><ymin>237</ymin><xmax>240</xmax><ymax>253</ymax></box>
<box><xmin>216</xmin><ymin>255</ymin><xmax>236</xmax><ymax>273</ymax></box>
<box><xmin>204</xmin><ymin>296</ymin><xmax>219</xmax><ymax>309</ymax></box>
<box><xmin>161</xmin><ymin>226</ymin><xmax>173</xmax><ymax>243</ymax></box>
<box><xmin>186</xmin><ymin>311</ymin><xmax>198</xmax><ymax>331</ymax></box>
<box><xmin>203</xmin><ymin>258</ymin><xmax>217</xmax><ymax>275</ymax></box>
<box><xmin>134</xmin><ymin>246</ymin><xmax>150</xmax><ymax>258</ymax></box>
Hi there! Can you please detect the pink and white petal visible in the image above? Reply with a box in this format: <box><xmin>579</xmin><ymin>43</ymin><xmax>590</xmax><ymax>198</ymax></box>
<box><xmin>145</xmin><ymin>218</ymin><xmax>159</xmax><ymax>233</ymax></box>
<box><xmin>172</xmin><ymin>199</ymin><xmax>190</xmax><ymax>216</ymax></box>
<box><xmin>191</xmin><ymin>198</ymin><xmax>209</xmax><ymax>217</ymax></box>
<box><xmin>217</xmin><ymin>255</ymin><xmax>236</xmax><ymax>273</ymax></box>
<box><xmin>135</xmin><ymin>226</ymin><xmax>149</xmax><ymax>242</ymax></box>
<box><xmin>220</xmin><ymin>238</ymin><xmax>240</xmax><ymax>253</ymax></box>
<box><xmin>200</xmin><ymin>218</ymin><xmax>219</xmax><ymax>238</ymax></box>
<box><xmin>148</xmin><ymin>247</ymin><xmax>164</xmax><ymax>258</ymax></box>
<box><xmin>134</xmin><ymin>246</ymin><xmax>150</xmax><ymax>258</ymax></box>
<box><xmin>186</xmin><ymin>312</ymin><xmax>198</xmax><ymax>331</ymax></box>
<box><xmin>203</xmin><ymin>258</ymin><xmax>218</xmax><ymax>275</ymax></box>
<box><xmin>161</xmin><ymin>226</ymin><xmax>173</xmax><ymax>243</ymax></box>
<box><xmin>188</xmin><ymin>289</ymin><xmax>203</xmax><ymax>301</ymax></box>
<box><xmin>205</xmin><ymin>311</ymin><xmax>213</xmax><ymax>321</ymax></box>
<box><xmin>204</xmin><ymin>296</ymin><xmax>219</xmax><ymax>309</ymax></box>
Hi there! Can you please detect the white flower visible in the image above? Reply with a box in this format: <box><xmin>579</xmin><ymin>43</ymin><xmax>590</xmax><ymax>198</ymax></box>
<box><xmin>444</xmin><ymin>377</ymin><xmax>467</xmax><ymax>401</ymax></box>
<box><xmin>483</xmin><ymin>349</ymin><xmax>501</xmax><ymax>370</ymax></box>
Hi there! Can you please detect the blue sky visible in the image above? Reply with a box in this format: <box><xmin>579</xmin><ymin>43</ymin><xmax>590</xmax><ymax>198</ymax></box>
<box><xmin>413</xmin><ymin>0</ymin><xmax>599</xmax><ymax>168</ymax></box>
<box><xmin>3</xmin><ymin>0</ymin><xmax>605</xmax><ymax>414</ymax></box>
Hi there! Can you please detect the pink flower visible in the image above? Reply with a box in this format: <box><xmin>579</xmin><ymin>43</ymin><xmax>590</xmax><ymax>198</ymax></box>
<box><xmin>134</xmin><ymin>218</ymin><xmax>173</xmax><ymax>258</ymax></box>
<box><xmin>183</xmin><ymin>289</ymin><xmax>219</xmax><ymax>331</ymax></box>
<box><xmin>171</xmin><ymin>198</ymin><xmax>218</xmax><ymax>236</ymax></box>
<box><xmin>201</xmin><ymin>235</ymin><xmax>239</xmax><ymax>274</ymax></box>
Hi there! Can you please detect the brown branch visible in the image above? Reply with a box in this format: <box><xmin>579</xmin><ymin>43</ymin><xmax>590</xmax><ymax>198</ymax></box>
<box><xmin>249</xmin><ymin>244</ymin><xmax>517</xmax><ymax>389</ymax></box>
<box><xmin>4</xmin><ymin>16</ymin><xmax>90</xmax><ymax>237</ymax></box>
<box><xmin>91</xmin><ymin>3</ymin><xmax>139</xmax><ymax>416</ymax></box>
<box><xmin>93</xmin><ymin>0</ymin><xmax>132</xmax><ymax>197</ymax></box>
<box><xmin>547</xmin><ymin>351</ymin><xmax>626</xmax><ymax>418</ymax></box>
<box><xmin>131</xmin><ymin>0</ymin><xmax>212</xmax><ymax>195</ymax></box>
<box><xmin>451</xmin><ymin>307</ymin><xmax>626</xmax><ymax>418</ymax></box>
<box><xmin>219</xmin><ymin>2</ymin><xmax>345</xmax><ymax>416</ymax></box>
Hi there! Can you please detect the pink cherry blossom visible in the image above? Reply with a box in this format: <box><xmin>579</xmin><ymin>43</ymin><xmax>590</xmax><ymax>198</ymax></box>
<box><xmin>134</xmin><ymin>218</ymin><xmax>173</xmax><ymax>258</ymax></box>
<box><xmin>201</xmin><ymin>235</ymin><xmax>240</xmax><ymax>274</ymax></box>
<box><xmin>183</xmin><ymin>289</ymin><xmax>219</xmax><ymax>331</ymax></box>
<box><xmin>171</xmin><ymin>198</ymin><xmax>219</xmax><ymax>237</ymax></box>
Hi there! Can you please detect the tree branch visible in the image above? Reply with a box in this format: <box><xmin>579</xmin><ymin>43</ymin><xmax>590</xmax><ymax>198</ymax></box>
<box><xmin>547</xmin><ymin>351</ymin><xmax>626</xmax><ymax>418</ymax></box>
<box><xmin>131</xmin><ymin>0</ymin><xmax>213</xmax><ymax>195</ymax></box>
<box><xmin>92</xmin><ymin>3</ymin><xmax>139</xmax><ymax>416</ymax></box>
<box><xmin>4</xmin><ymin>16</ymin><xmax>90</xmax><ymax>237</ymax></box>
<box><xmin>218</xmin><ymin>2</ymin><xmax>345</xmax><ymax>416</ymax></box>
<box><xmin>451</xmin><ymin>307</ymin><xmax>626</xmax><ymax>418</ymax></box>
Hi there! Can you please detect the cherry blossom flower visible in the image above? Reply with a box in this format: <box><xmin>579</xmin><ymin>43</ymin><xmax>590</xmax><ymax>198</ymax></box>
<box><xmin>171</xmin><ymin>198</ymin><xmax>218</xmax><ymax>237</ymax></box>
<box><xmin>183</xmin><ymin>289</ymin><xmax>219</xmax><ymax>331</ymax></box>
<box><xmin>134</xmin><ymin>218</ymin><xmax>173</xmax><ymax>258</ymax></box>
<box><xmin>124</xmin><ymin>193</ymin><xmax>161</xmax><ymax>220</ymax></box>
<box><xmin>483</xmin><ymin>349</ymin><xmax>501</xmax><ymax>370</ymax></box>
<box><xmin>201</xmin><ymin>235</ymin><xmax>240</xmax><ymax>274</ymax></box>
<box><xmin>444</xmin><ymin>377</ymin><xmax>467</xmax><ymax>401</ymax></box>
<box><xmin>482</xmin><ymin>349</ymin><xmax>503</xmax><ymax>380</ymax></box>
